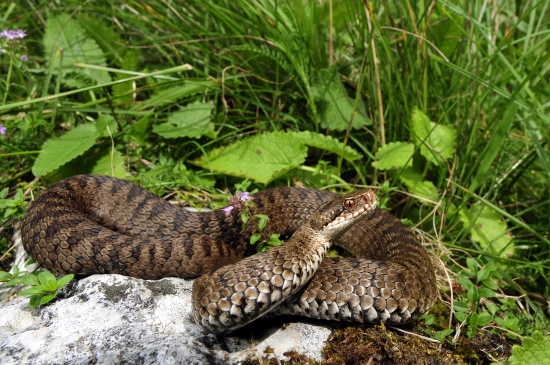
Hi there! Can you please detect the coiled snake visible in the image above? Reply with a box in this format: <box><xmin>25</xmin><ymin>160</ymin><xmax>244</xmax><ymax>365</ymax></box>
<box><xmin>21</xmin><ymin>175</ymin><xmax>437</xmax><ymax>333</ymax></box>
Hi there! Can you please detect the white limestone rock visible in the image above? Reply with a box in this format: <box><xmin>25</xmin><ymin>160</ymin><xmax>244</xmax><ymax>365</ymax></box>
<box><xmin>0</xmin><ymin>272</ymin><xmax>332</xmax><ymax>364</ymax></box>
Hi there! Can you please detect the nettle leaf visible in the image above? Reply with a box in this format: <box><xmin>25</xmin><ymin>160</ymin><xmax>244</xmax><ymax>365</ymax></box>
<box><xmin>191</xmin><ymin>131</ymin><xmax>307</xmax><ymax>184</ymax></box>
<box><xmin>312</xmin><ymin>67</ymin><xmax>371</xmax><ymax>131</ymax></box>
<box><xmin>43</xmin><ymin>13</ymin><xmax>111</xmax><ymax>88</ymax></box>
<box><xmin>33</xmin><ymin>124</ymin><xmax>99</xmax><ymax>177</ymax></box>
<box><xmin>459</xmin><ymin>205</ymin><xmax>514</xmax><ymax>258</ymax></box>
<box><xmin>398</xmin><ymin>167</ymin><xmax>439</xmax><ymax>200</ymax></box>
<box><xmin>153</xmin><ymin>101</ymin><xmax>216</xmax><ymax>139</ymax></box>
<box><xmin>291</xmin><ymin>131</ymin><xmax>362</xmax><ymax>162</ymax></box>
<box><xmin>372</xmin><ymin>142</ymin><xmax>414</xmax><ymax>170</ymax></box>
<box><xmin>411</xmin><ymin>107</ymin><xmax>456</xmax><ymax>165</ymax></box>
<box><xmin>509</xmin><ymin>331</ymin><xmax>550</xmax><ymax>364</ymax></box>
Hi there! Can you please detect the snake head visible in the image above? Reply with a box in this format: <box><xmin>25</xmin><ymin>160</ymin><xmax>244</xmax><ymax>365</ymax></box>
<box><xmin>309</xmin><ymin>189</ymin><xmax>377</xmax><ymax>240</ymax></box>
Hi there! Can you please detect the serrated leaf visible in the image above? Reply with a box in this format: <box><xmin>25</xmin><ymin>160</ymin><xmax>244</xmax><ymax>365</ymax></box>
<box><xmin>291</xmin><ymin>131</ymin><xmax>362</xmax><ymax>162</ymax></box>
<box><xmin>459</xmin><ymin>205</ymin><xmax>514</xmax><ymax>258</ymax></box>
<box><xmin>191</xmin><ymin>131</ymin><xmax>307</xmax><ymax>184</ymax></box>
<box><xmin>153</xmin><ymin>101</ymin><xmax>216</xmax><ymax>139</ymax></box>
<box><xmin>398</xmin><ymin>167</ymin><xmax>439</xmax><ymax>200</ymax></box>
<box><xmin>312</xmin><ymin>67</ymin><xmax>371</xmax><ymax>131</ymax></box>
<box><xmin>43</xmin><ymin>13</ymin><xmax>111</xmax><ymax>88</ymax></box>
<box><xmin>509</xmin><ymin>331</ymin><xmax>550</xmax><ymax>364</ymax></box>
<box><xmin>33</xmin><ymin>124</ymin><xmax>99</xmax><ymax>177</ymax></box>
<box><xmin>372</xmin><ymin>142</ymin><xmax>414</xmax><ymax>170</ymax></box>
<box><xmin>411</xmin><ymin>107</ymin><xmax>456</xmax><ymax>165</ymax></box>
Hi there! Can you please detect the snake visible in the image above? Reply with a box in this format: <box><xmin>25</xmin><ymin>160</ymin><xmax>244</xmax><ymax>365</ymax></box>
<box><xmin>20</xmin><ymin>174</ymin><xmax>437</xmax><ymax>334</ymax></box>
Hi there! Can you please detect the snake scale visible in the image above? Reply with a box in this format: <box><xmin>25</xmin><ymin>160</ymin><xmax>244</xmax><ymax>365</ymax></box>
<box><xmin>21</xmin><ymin>174</ymin><xmax>437</xmax><ymax>333</ymax></box>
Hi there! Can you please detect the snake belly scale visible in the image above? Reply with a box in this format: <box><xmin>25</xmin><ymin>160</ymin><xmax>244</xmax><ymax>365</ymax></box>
<box><xmin>21</xmin><ymin>175</ymin><xmax>438</xmax><ymax>333</ymax></box>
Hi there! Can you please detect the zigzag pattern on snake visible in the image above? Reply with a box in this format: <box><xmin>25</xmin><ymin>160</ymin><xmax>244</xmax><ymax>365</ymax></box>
<box><xmin>21</xmin><ymin>174</ymin><xmax>437</xmax><ymax>333</ymax></box>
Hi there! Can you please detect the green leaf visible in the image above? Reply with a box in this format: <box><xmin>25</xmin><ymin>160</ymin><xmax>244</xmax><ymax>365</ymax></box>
<box><xmin>191</xmin><ymin>131</ymin><xmax>307</xmax><ymax>184</ymax></box>
<box><xmin>89</xmin><ymin>149</ymin><xmax>126</xmax><ymax>178</ymax></box>
<box><xmin>372</xmin><ymin>142</ymin><xmax>414</xmax><ymax>170</ymax></box>
<box><xmin>477</xmin><ymin>313</ymin><xmax>493</xmax><ymax>326</ymax></box>
<box><xmin>113</xmin><ymin>49</ymin><xmax>139</xmax><ymax>105</ymax></box>
<box><xmin>478</xmin><ymin>287</ymin><xmax>496</xmax><ymax>299</ymax></box>
<box><xmin>38</xmin><ymin>271</ymin><xmax>57</xmax><ymax>289</ymax></box>
<box><xmin>40</xmin><ymin>293</ymin><xmax>58</xmax><ymax>305</ymax></box>
<box><xmin>433</xmin><ymin>329</ymin><xmax>454</xmax><ymax>341</ymax></box>
<box><xmin>481</xmin><ymin>278</ymin><xmax>498</xmax><ymax>290</ymax></box>
<box><xmin>250</xmin><ymin>233</ymin><xmax>262</xmax><ymax>245</ymax></box>
<box><xmin>153</xmin><ymin>101</ymin><xmax>216</xmax><ymax>139</ymax></box>
<box><xmin>411</xmin><ymin>107</ymin><xmax>456</xmax><ymax>166</ymax></box>
<box><xmin>311</xmin><ymin>67</ymin><xmax>371</xmax><ymax>131</ymax></box>
<box><xmin>254</xmin><ymin>214</ymin><xmax>270</xmax><ymax>231</ymax></box>
<box><xmin>29</xmin><ymin>294</ymin><xmax>44</xmax><ymax>309</ymax></box>
<box><xmin>291</xmin><ymin>131</ymin><xmax>362</xmax><ymax>162</ymax></box>
<box><xmin>0</xmin><ymin>271</ymin><xmax>13</xmax><ymax>281</ymax></box>
<box><xmin>95</xmin><ymin>115</ymin><xmax>118</xmax><ymax>138</ymax></box>
<box><xmin>398</xmin><ymin>167</ymin><xmax>439</xmax><ymax>200</ymax></box>
<box><xmin>477</xmin><ymin>268</ymin><xmax>490</xmax><ymax>281</ymax></box>
<box><xmin>19</xmin><ymin>285</ymin><xmax>49</xmax><ymax>296</ymax></box>
<box><xmin>466</xmin><ymin>258</ymin><xmax>478</xmax><ymax>275</ymax></box>
<box><xmin>459</xmin><ymin>205</ymin><xmax>514</xmax><ymax>258</ymax></box>
<box><xmin>268</xmin><ymin>234</ymin><xmax>282</xmax><ymax>246</ymax></box>
<box><xmin>509</xmin><ymin>331</ymin><xmax>550</xmax><ymax>364</ymax></box>
<box><xmin>21</xmin><ymin>274</ymin><xmax>39</xmax><ymax>286</ymax></box>
<box><xmin>455</xmin><ymin>312</ymin><xmax>468</xmax><ymax>322</ymax></box>
<box><xmin>432</xmin><ymin>4</ymin><xmax>464</xmax><ymax>58</ymax></box>
<box><xmin>453</xmin><ymin>300</ymin><xmax>470</xmax><ymax>312</ymax></box>
<box><xmin>43</xmin><ymin>13</ymin><xmax>111</xmax><ymax>88</ymax></box>
<box><xmin>32</xmin><ymin>123</ymin><xmax>99</xmax><ymax>177</ymax></box>
<box><xmin>55</xmin><ymin>274</ymin><xmax>75</xmax><ymax>289</ymax></box>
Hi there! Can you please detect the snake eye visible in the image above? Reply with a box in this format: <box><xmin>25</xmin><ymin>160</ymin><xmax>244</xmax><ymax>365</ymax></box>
<box><xmin>343</xmin><ymin>199</ymin><xmax>354</xmax><ymax>210</ymax></box>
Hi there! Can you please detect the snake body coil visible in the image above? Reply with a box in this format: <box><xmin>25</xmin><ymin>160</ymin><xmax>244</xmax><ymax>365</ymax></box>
<box><xmin>21</xmin><ymin>175</ymin><xmax>437</xmax><ymax>333</ymax></box>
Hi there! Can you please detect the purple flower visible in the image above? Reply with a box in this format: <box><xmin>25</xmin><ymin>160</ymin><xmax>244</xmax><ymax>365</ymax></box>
<box><xmin>20</xmin><ymin>54</ymin><xmax>28</xmax><ymax>61</ymax></box>
<box><xmin>125</xmin><ymin>141</ymin><xmax>139</xmax><ymax>148</ymax></box>
<box><xmin>15</xmin><ymin>29</ymin><xmax>26</xmax><ymax>38</ymax></box>
<box><xmin>222</xmin><ymin>206</ymin><xmax>234</xmax><ymax>216</ymax></box>
<box><xmin>0</xmin><ymin>49</ymin><xmax>5</xmax><ymax>54</ymax></box>
<box><xmin>0</xmin><ymin>125</ymin><xmax>6</xmax><ymax>135</ymax></box>
<box><xmin>239</xmin><ymin>192</ymin><xmax>251</xmax><ymax>201</ymax></box>
<box><xmin>0</xmin><ymin>28</ymin><xmax>26</xmax><ymax>40</ymax></box>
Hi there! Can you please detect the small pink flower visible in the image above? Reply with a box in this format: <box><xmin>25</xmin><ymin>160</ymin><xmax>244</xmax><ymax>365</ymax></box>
<box><xmin>239</xmin><ymin>192</ymin><xmax>251</xmax><ymax>201</ymax></box>
<box><xmin>0</xmin><ymin>125</ymin><xmax>6</xmax><ymax>135</ymax></box>
<box><xmin>20</xmin><ymin>54</ymin><xmax>28</xmax><ymax>61</ymax></box>
<box><xmin>222</xmin><ymin>206</ymin><xmax>234</xmax><ymax>216</ymax></box>
<box><xmin>125</xmin><ymin>141</ymin><xmax>139</xmax><ymax>148</ymax></box>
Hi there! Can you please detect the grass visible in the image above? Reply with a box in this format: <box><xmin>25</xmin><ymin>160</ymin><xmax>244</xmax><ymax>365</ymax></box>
<box><xmin>0</xmin><ymin>0</ymin><xmax>549</xmax><ymax>362</ymax></box>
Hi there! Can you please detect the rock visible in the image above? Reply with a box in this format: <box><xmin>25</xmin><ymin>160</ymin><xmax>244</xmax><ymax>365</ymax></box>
<box><xmin>0</xmin><ymin>259</ymin><xmax>332</xmax><ymax>365</ymax></box>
